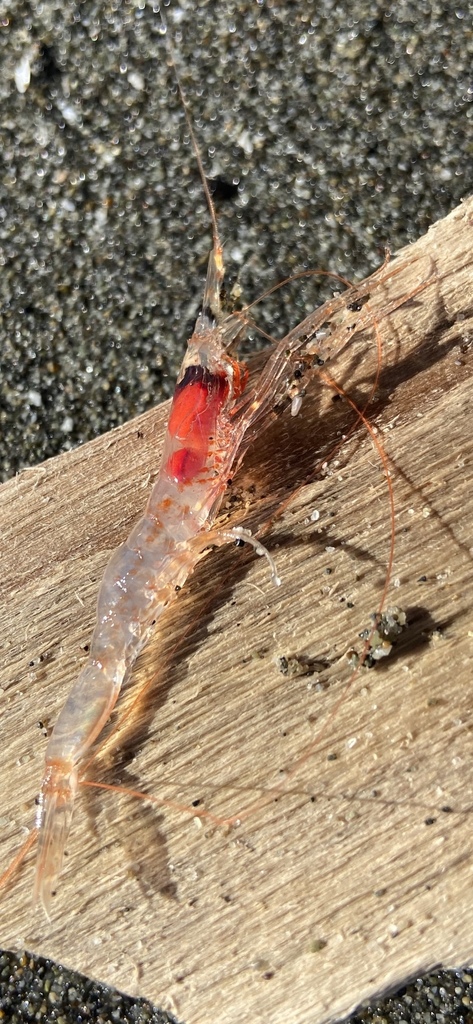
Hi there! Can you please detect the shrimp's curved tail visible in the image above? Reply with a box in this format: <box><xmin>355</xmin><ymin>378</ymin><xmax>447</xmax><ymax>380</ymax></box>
<box><xmin>33</xmin><ymin>761</ymin><xmax>78</xmax><ymax>918</ymax></box>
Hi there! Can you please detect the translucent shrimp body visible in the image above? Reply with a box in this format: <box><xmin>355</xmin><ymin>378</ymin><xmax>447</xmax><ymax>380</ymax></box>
<box><xmin>34</xmin><ymin>246</ymin><xmax>255</xmax><ymax>913</ymax></box>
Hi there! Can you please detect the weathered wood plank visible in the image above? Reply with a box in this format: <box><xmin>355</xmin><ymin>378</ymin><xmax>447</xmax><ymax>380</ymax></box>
<box><xmin>1</xmin><ymin>195</ymin><xmax>473</xmax><ymax>1024</ymax></box>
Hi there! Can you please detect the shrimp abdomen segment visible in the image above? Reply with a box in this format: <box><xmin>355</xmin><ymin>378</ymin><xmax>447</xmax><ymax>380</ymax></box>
<box><xmin>45</xmin><ymin>662</ymin><xmax>123</xmax><ymax>764</ymax></box>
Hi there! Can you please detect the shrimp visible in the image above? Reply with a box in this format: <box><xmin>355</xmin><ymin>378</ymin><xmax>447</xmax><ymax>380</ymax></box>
<box><xmin>25</xmin><ymin>17</ymin><xmax>432</xmax><ymax>918</ymax></box>
<box><xmin>32</xmin><ymin>255</ymin><xmax>426</xmax><ymax>914</ymax></box>
<box><xmin>32</xmin><ymin>192</ymin><xmax>280</xmax><ymax>913</ymax></box>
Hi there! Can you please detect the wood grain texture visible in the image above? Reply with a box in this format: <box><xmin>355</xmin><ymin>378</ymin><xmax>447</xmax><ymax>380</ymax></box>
<box><xmin>1</xmin><ymin>195</ymin><xmax>473</xmax><ymax>1024</ymax></box>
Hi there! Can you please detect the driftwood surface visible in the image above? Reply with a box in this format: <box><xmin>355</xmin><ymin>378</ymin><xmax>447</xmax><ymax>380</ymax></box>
<box><xmin>1</xmin><ymin>195</ymin><xmax>473</xmax><ymax>1024</ymax></box>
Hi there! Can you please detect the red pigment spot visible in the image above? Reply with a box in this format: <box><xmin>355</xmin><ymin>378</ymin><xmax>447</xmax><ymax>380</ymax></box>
<box><xmin>167</xmin><ymin>446</ymin><xmax>207</xmax><ymax>483</ymax></box>
<box><xmin>160</xmin><ymin>497</ymin><xmax>173</xmax><ymax>512</ymax></box>
<box><xmin>168</xmin><ymin>366</ymin><xmax>228</xmax><ymax>442</ymax></box>
<box><xmin>166</xmin><ymin>365</ymin><xmax>231</xmax><ymax>485</ymax></box>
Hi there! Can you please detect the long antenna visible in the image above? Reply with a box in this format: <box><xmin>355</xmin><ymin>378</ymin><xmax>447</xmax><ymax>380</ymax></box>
<box><xmin>158</xmin><ymin>6</ymin><xmax>225</xmax><ymax>316</ymax></box>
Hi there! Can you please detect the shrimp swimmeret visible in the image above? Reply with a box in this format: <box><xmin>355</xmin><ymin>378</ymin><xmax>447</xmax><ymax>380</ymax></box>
<box><xmin>29</xmin><ymin>53</ymin><xmax>431</xmax><ymax>917</ymax></box>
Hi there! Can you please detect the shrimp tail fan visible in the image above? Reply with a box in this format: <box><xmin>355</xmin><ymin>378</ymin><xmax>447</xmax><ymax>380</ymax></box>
<box><xmin>33</xmin><ymin>762</ymin><xmax>78</xmax><ymax>918</ymax></box>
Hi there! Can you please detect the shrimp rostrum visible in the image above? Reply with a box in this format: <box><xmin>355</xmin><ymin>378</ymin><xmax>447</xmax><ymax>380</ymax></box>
<box><xmin>31</xmin><ymin>75</ymin><xmax>426</xmax><ymax>918</ymax></box>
